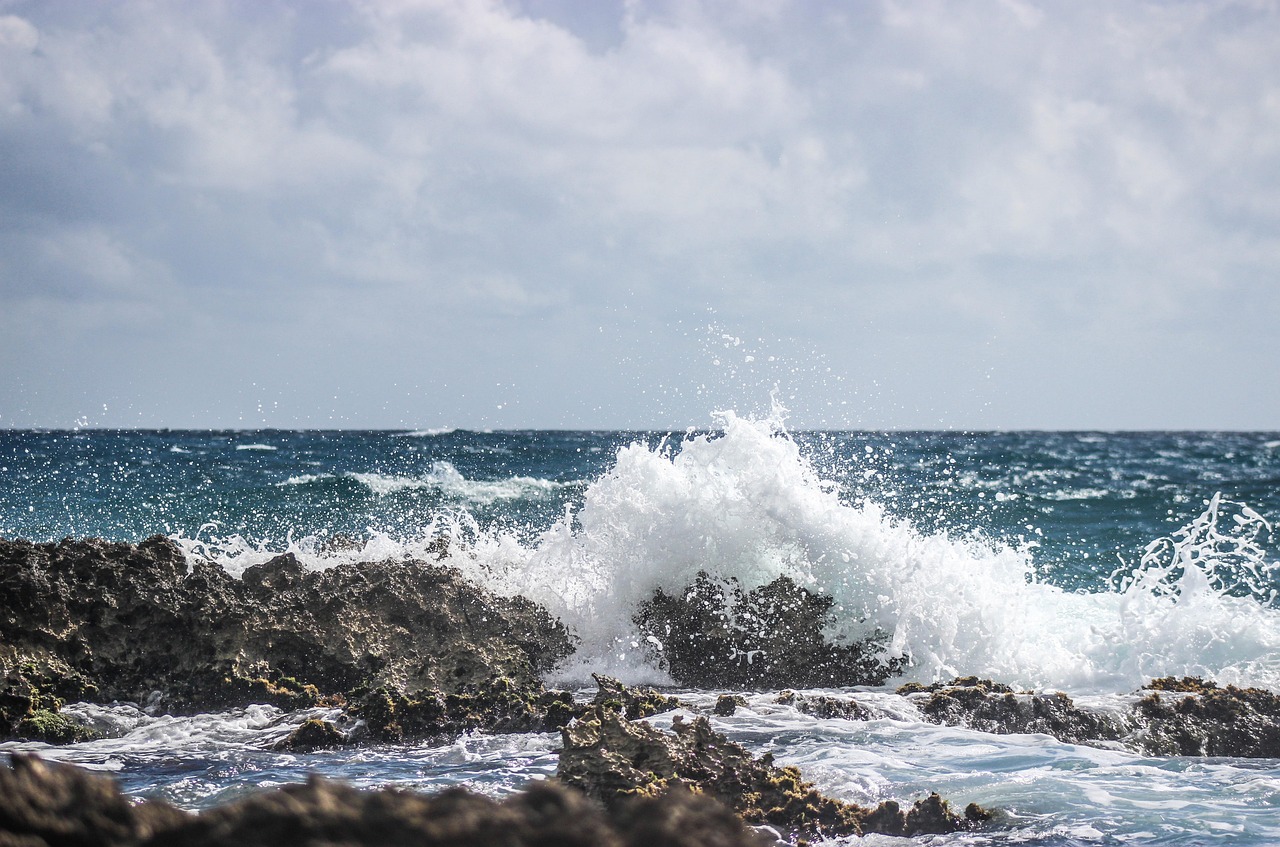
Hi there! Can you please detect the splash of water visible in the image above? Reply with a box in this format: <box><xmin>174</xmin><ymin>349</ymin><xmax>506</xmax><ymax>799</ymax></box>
<box><xmin>484</xmin><ymin>414</ymin><xmax>1280</xmax><ymax>693</ymax></box>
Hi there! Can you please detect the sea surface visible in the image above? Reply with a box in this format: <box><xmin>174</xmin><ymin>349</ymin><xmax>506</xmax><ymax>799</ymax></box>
<box><xmin>4</xmin><ymin>418</ymin><xmax>1280</xmax><ymax>844</ymax></box>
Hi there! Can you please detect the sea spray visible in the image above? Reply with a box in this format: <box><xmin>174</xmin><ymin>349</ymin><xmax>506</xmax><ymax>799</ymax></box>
<box><xmin>163</xmin><ymin>419</ymin><xmax>1280</xmax><ymax>694</ymax></box>
<box><xmin>482</xmin><ymin>415</ymin><xmax>1280</xmax><ymax>693</ymax></box>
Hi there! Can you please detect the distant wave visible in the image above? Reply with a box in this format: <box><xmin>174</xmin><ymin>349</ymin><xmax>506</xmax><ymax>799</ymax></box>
<box><xmin>397</xmin><ymin>428</ymin><xmax>457</xmax><ymax>438</ymax></box>
<box><xmin>235</xmin><ymin>444</ymin><xmax>278</xmax><ymax>451</ymax></box>
<box><xmin>275</xmin><ymin>462</ymin><xmax>573</xmax><ymax>504</ymax></box>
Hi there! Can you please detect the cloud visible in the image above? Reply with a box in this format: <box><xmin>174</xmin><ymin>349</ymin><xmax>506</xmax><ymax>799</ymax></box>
<box><xmin>0</xmin><ymin>0</ymin><xmax>1278</xmax><ymax>428</ymax></box>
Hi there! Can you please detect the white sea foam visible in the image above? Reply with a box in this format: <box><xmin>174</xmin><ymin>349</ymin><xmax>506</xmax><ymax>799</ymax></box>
<box><xmin>348</xmin><ymin>462</ymin><xmax>571</xmax><ymax>503</ymax></box>
<box><xmin>180</xmin><ymin>411</ymin><xmax>1280</xmax><ymax>696</ymax></box>
<box><xmin>398</xmin><ymin>428</ymin><xmax>457</xmax><ymax>437</ymax></box>
<box><xmin>235</xmin><ymin>444</ymin><xmax>278</xmax><ymax>451</ymax></box>
<box><xmin>464</xmin><ymin>411</ymin><xmax>1280</xmax><ymax>695</ymax></box>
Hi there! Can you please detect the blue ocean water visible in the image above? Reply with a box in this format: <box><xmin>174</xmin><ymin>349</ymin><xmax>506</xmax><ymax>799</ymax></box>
<box><xmin>4</xmin><ymin>423</ymin><xmax>1280</xmax><ymax>844</ymax></box>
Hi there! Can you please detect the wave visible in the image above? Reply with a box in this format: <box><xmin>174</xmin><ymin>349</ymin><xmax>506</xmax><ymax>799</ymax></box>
<box><xmin>472</xmin><ymin>412</ymin><xmax>1280</xmax><ymax>694</ymax></box>
<box><xmin>183</xmin><ymin>412</ymin><xmax>1280</xmax><ymax>695</ymax></box>
<box><xmin>234</xmin><ymin>444</ymin><xmax>278</xmax><ymax>452</ymax></box>
<box><xmin>398</xmin><ymin>428</ymin><xmax>457</xmax><ymax>438</ymax></box>
<box><xmin>272</xmin><ymin>462</ymin><xmax>574</xmax><ymax>504</ymax></box>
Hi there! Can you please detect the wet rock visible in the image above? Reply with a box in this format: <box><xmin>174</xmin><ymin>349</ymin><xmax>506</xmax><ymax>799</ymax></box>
<box><xmin>0</xmin><ymin>536</ymin><xmax>574</xmax><ymax>739</ymax></box>
<box><xmin>780</xmin><ymin>691</ymin><xmax>874</xmax><ymax>722</ymax></box>
<box><xmin>0</xmin><ymin>753</ymin><xmax>188</xmax><ymax>847</ymax></box>
<box><xmin>634</xmin><ymin>571</ymin><xmax>906</xmax><ymax>689</ymax></box>
<box><xmin>0</xmin><ymin>754</ymin><xmax>772</xmax><ymax>847</ymax></box>
<box><xmin>592</xmin><ymin>674</ymin><xmax>684</xmax><ymax>720</ymax></box>
<box><xmin>557</xmin><ymin>705</ymin><xmax>987</xmax><ymax>839</ymax></box>
<box><xmin>714</xmin><ymin>694</ymin><xmax>747</xmax><ymax>717</ymax></box>
<box><xmin>1132</xmin><ymin>677</ymin><xmax>1280</xmax><ymax>757</ymax></box>
<box><xmin>900</xmin><ymin>677</ymin><xmax>1129</xmax><ymax>746</ymax></box>
<box><xmin>272</xmin><ymin>718</ymin><xmax>347</xmax><ymax>752</ymax></box>
<box><xmin>353</xmin><ymin>677</ymin><xmax>584</xmax><ymax>743</ymax></box>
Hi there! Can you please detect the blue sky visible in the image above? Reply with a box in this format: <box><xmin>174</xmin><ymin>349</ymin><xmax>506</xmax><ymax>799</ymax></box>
<box><xmin>1</xmin><ymin>0</ymin><xmax>1277</xmax><ymax>429</ymax></box>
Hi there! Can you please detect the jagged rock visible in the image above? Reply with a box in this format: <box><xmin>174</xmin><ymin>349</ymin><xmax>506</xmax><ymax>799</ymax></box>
<box><xmin>898</xmin><ymin>676</ymin><xmax>1280</xmax><ymax>759</ymax></box>
<box><xmin>352</xmin><ymin>677</ymin><xmax>583</xmax><ymax>743</ymax></box>
<box><xmin>0</xmin><ymin>754</ymin><xmax>772</xmax><ymax>847</ymax></box>
<box><xmin>0</xmin><ymin>753</ymin><xmax>189</xmax><ymax>847</ymax></box>
<box><xmin>0</xmin><ymin>536</ymin><xmax>574</xmax><ymax>739</ymax></box>
<box><xmin>557</xmin><ymin>705</ymin><xmax>988</xmax><ymax>839</ymax></box>
<box><xmin>1132</xmin><ymin>677</ymin><xmax>1280</xmax><ymax>757</ymax></box>
<box><xmin>634</xmin><ymin>571</ymin><xmax>905</xmax><ymax>689</ymax></box>
<box><xmin>899</xmin><ymin>677</ymin><xmax>1130</xmax><ymax>746</ymax></box>
<box><xmin>592</xmin><ymin>674</ymin><xmax>684</xmax><ymax>720</ymax></box>
<box><xmin>777</xmin><ymin>690</ymin><xmax>874</xmax><ymax>722</ymax></box>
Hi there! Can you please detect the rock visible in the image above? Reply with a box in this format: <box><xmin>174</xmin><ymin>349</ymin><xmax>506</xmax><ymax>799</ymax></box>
<box><xmin>1131</xmin><ymin>677</ymin><xmax>1280</xmax><ymax>757</ymax></box>
<box><xmin>0</xmin><ymin>536</ymin><xmax>575</xmax><ymax>738</ymax></box>
<box><xmin>781</xmin><ymin>691</ymin><xmax>874</xmax><ymax>722</ymax></box>
<box><xmin>557</xmin><ymin>705</ymin><xmax>988</xmax><ymax>839</ymax></box>
<box><xmin>592</xmin><ymin>674</ymin><xmax>684</xmax><ymax>720</ymax></box>
<box><xmin>899</xmin><ymin>676</ymin><xmax>1280</xmax><ymax>759</ymax></box>
<box><xmin>0</xmin><ymin>753</ymin><xmax>189</xmax><ymax>847</ymax></box>
<box><xmin>714</xmin><ymin>694</ymin><xmax>747</xmax><ymax>717</ymax></box>
<box><xmin>900</xmin><ymin>678</ymin><xmax>1129</xmax><ymax>746</ymax></box>
<box><xmin>0</xmin><ymin>754</ymin><xmax>773</xmax><ymax>847</ymax></box>
<box><xmin>634</xmin><ymin>571</ymin><xmax>905</xmax><ymax>689</ymax></box>
<box><xmin>272</xmin><ymin>718</ymin><xmax>347</xmax><ymax>752</ymax></box>
<box><xmin>352</xmin><ymin>677</ymin><xmax>584</xmax><ymax>743</ymax></box>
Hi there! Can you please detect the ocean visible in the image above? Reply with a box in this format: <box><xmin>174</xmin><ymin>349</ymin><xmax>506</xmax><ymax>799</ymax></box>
<box><xmin>3</xmin><ymin>417</ymin><xmax>1280</xmax><ymax>844</ymax></box>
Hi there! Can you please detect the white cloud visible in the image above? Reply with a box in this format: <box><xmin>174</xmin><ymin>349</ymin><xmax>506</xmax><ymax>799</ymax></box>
<box><xmin>0</xmin><ymin>0</ymin><xmax>1278</xmax><ymax>427</ymax></box>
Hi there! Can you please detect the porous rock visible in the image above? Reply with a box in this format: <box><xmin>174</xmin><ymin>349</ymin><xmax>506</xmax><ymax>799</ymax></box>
<box><xmin>0</xmin><ymin>754</ymin><xmax>771</xmax><ymax>847</ymax></box>
<box><xmin>898</xmin><ymin>677</ymin><xmax>1129</xmax><ymax>746</ymax></box>
<box><xmin>557</xmin><ymin>704</ymin><xmax>989</xmax><ymax>839</ymax></box>
<box><xmin>1132</xmin><ymin>676</ymin><xmax>1280</xmax><ymax>757</ymax></box>
<box><xmin>634</xmin><ymin>571</ymin><xmax>906</xmax><ymax>689</ymax></box>
<box><xmin>896</xmin><ymin>675</ymin><xmax>1280</xmax><ymax>759</ymax></box>
<box><xmin>0</xmin><ymin>753</ymin><xmax>188</xmax><ymax>847</ymax></box>
<box><xmin>0</xmin><ymin>536</ymin><xmax>574</xmax><ymax>738</ymax></box>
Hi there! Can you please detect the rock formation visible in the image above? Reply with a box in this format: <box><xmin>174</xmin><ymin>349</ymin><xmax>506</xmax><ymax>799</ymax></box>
<box><xmin>634</xmin><ymin>571</ymin><xmax>905</xmax><ymax>689</ymax></box>
<box><xmin>557</xmin><ymin>703</ymin><xmax>990</xmax><ymax>839</ymax></box>
<box><xmin>0</xmin><ymin>536</ymin><xmax>573</xmax><ymax>741</ymax></box>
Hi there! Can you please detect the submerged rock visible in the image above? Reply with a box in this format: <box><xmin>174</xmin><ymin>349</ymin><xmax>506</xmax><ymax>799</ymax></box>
<box><xmin>0</xmin><ymin>536</ymin><xmax>574</xmax><ymax>738</ymax></box>
<box><xmin>0</xmin><ymin>753</ymin><xmax>773</xmax><ymax>847</ymax></box>
<box><xmin>557</xmin><ymin>705</ymin><xmax>990</xmax><ymax>839</ymax></box>
<box><xmin>634</xmin><ymin>571</ymin><xmax>906</xmax><ymax>689</ymax></box>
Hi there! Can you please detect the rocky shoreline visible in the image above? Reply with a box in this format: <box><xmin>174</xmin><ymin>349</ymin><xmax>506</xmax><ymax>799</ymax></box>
<box><xmin>5</xmin><ymin>537</ymin><xmax>1280</xmax><ymax>844</ymax></box>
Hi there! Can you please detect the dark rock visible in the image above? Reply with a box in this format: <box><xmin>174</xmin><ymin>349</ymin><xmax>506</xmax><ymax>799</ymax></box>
<box><xmin>634</xmin><ymin>571</ymin><xmax>905</xmax><ymax>689</ymax></box>
<box><xmin>0</xmin><ymin>536</ymin><xmax>575</xmax><ymax>739</ymax></box>
<box><xmin>0</xmin><ymin>753</ymin><xmax>189</xmax><ymax>847</ymax></box>
<box><xmin>900</xmin><ymin>677</ymin><xmax>1129</xmax><ymax>746</ymax></box>
<box><xmin>713</xmin><ymin>694</ymin><xmax>747</xmax><ymax>717</ymax></box>
<box><xmin>1132</xmin><ymin>677</ymin><xmax>1280</xmax><ymax>757</ymax></box>
<box><xmin>352</xmin><ymin>677</ymin><xmax>585</xmax><ymax>743</ymax></box>
<box><xmin>0</xmin><ymin>754</ymin><xmax>774</xmax><ymax>847</ymax></box>
<box><xmin>557</xmin><ymin>705</ymin><xmax>987</xmax><ymax>839</ymax></box>
<box><xmin>273</xmin><ymin>718</ymin><xmax>347</xmax><ymax>752</ymax></box>
<box><xmin>592</xmin><ymin>674</ymin><xmax>684</xmax><ymax>720</ymax></box>
<box><xmin>782</xmin><ymin>692</ymin><xmax>874</xmax><ymax>722</ymax></box>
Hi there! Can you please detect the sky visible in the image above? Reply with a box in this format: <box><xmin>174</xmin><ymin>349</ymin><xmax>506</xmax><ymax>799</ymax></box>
<box><xmin>1</xmin><ymin>0</ymin><xmax>1277</xmax><ymax>430</ymax></box>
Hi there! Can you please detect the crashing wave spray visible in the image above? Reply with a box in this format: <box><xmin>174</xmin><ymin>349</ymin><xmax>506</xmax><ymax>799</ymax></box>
<box><xmin>489</xmin><ymin>413</ymin><xmax>1280</xmax><ymax>693</ymax></box>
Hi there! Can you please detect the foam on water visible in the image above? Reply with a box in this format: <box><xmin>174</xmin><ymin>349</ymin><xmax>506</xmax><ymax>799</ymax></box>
<box><xmin>467</xmin><ymin>411</ymin><xmax>1280</xmax><ymax>694</ymax></box>
<box><xmin>173</xmin><ymin>411</ymin><xmax>1280</xmax><ymax>695</ymax></box>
